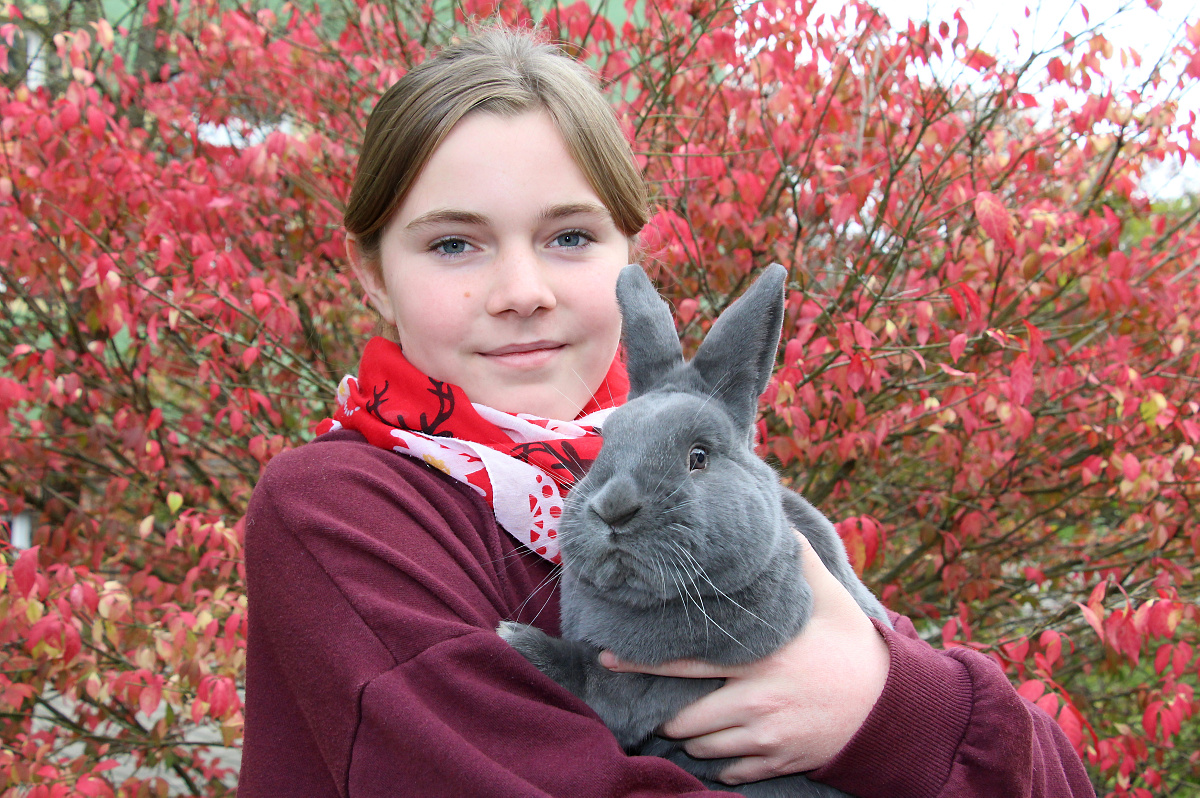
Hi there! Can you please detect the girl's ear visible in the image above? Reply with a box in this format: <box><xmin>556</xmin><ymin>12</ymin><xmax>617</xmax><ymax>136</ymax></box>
<box><xmin>344</xmin><ymin>234</ymin><xmax>397</xmax><ymax>326</ymax></box>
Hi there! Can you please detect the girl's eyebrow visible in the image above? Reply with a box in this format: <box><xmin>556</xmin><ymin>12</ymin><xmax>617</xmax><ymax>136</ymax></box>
<box><xmin>404</xmin><ymin>208</ymin><xmax>487</xmax><ymax>231</ymax></box>
<box><xmin>404</xmin><ymin>202</ymin><xmax>612</xmax><ymax>233</ymax></box>
<box><xmin>540</xmin><ymin>202</ymin><xmax>611</xmax><ymax>222</ymax></box>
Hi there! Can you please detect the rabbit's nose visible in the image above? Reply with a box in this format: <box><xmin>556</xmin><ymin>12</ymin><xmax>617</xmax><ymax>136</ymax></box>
<box><xmin>590</xmin><ymin>479</ymin><xmax>643</xmax><ymax>530</ymax></box>
<box><xmin>596</xmin><ymin>503</ymin><xmax>641</xmax><ymax>529</ymax></box>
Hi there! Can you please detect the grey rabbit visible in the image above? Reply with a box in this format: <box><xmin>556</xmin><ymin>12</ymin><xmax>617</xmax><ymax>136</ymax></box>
<box><xmin>498</xmin><ymin>263</ymin><xmax>891</xmax><ymax>797</ymax></box>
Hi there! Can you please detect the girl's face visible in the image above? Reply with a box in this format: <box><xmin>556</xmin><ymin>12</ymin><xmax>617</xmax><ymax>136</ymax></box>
<box><xmin>353</xmin><ymin>111</ymin><xmax>629</xmax><ymax>420</ymax></box>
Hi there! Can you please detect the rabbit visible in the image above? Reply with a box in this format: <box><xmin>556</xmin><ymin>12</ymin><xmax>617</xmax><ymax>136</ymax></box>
<box><xmin>498</xmin><ymin>263</ymin><xmax>891</xmax><ymax>797</ymax></box>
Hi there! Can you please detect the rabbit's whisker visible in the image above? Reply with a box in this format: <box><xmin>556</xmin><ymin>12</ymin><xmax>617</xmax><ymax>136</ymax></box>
<box><xmin>665</xmin><ymin>539</ymin><xmax>751</xmax><ymax>654</ymax></box>
<box><xmin>512</xmin><ymin>563</ymin><xmax>565</xmax><ymax>621</ymax></box>
<box><xmin>667</xmin><ymin>556</ymin><xmax>693</xmax><ymax>628</ymax></box>
<box><xmin>564</xmin><ymin>367</ymin><xmax>597</xmax><ymax>405</ymax></box>
<box><xmin>546</xmin><ymin>380</ymin><xmax>583</xmax><ymax>411</ymax></box>
<box><xmin>664</xmin><ymin>545</ymin><xmax>703</xmax><ymax>626</ymax></box>
<box><xmin>651</xmin><ymin>549</ymin><xmax>670</xmax><ymax>605</ymax></box>
<box><xmin>662</xmin><ymin>499</ymin><xmax>697</xmax><ymax>514</ymax></box>
<box><xmin>666</xmin><ymin>527</ymin><xmax>786</xmax><ymax>637</ymax></box>
<box><xmin>697</xmin><ymin>369</ymin><xmax>734</xmax><ymax>415</ymax></box>
<box><xmin>648</xmin><ymin>451</ymin><xmax>678</xmax><ymax>497</ymax></box>
<box><xmin>660</xmin><ymin>480</ymin><xmax>689</xmax><ymax>503</ymax></box>
<box><xmin>481</xmin><ymin>545</ymin><xmax>547</xmax><ymax>568</ymax></box>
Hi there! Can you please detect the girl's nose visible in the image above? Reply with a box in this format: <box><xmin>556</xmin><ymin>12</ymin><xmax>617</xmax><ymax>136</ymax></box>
<box><xmin>485</xmin><ymin>246</ymin><xmax>557</xmax><ymax>317</ymax></box>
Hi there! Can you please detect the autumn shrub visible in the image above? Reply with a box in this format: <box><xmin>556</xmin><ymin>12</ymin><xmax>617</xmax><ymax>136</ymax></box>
<box><xmin>1</xmin><ymin>0</ymin><xmax>1197</xmax><ymax>794</ymax></box>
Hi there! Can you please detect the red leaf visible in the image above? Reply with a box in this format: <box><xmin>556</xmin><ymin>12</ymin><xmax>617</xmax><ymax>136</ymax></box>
<box><xmin>139</xmin><ymin>675</ymin><xmax>163</xmax><ymax>717</ymax></box>
<box><xmin>949</xmin><ymin>333</ymin><xmax>967</xmax><ymax>362</ymax></box>
<box><xmin>1155</xmin><ymin>644</ymin><xmax>1172</xmax><ymax>675</ymax></box>
<box><xmin>784</xmin><ymin>337</ymin><xmax>803</xmax><ymax>366</ymax></box>
<box><xmin>677</xmin><ymin>298</ymin><xmax>698</xmax><ymax>326</ymax></box>
<box><xmin>1009</xmin><ymin>354</ymin><xmax>1033</xmax><ymax>405</ymax></box>
<box><xmin>1040</xmin><ymin>630</ymin><xmax>1062</xmax><ymax>670</ymax></box>
<box><xmin>1143</xmin><ymin>700</ymin><xmax>1162</xmax><ymax>741</ymax></box>
<box><xmin>953</xmin><ymin>10</ymin><xmax>969</xmax><ymax>49</ymax></box>
<box><xmin>1108</xmin><ymin>612</ymin><xmax>1143</xmax><ymax>664</ymax></box>
<box><xmin>846</xmin><ymin>355</ymin><xmax>866</xmax><ymax>393</ymax></box>
<box><xmin>938</xmin><ymin>363</ymin><xmax>975</xmax><ymax>381</ymax></box>
<box><xmin>851</xmin><ymin>321</ymin><xmax>875</xmax><ymax>352</ymax></box>
<box><xmin>1057</xmin><ymin>705</ymin><xmax>1084</xmax><ymax>753</ymax></box>
<box><xmin>251</xmin><ymin>291</ymin><xmax>272</xmax><ymax>316</ymax></box>
<box><xmin>35</xmin><ymin>114</ymin><xmax>53</xmax><ymax>142</ymax></box>
<box><xmin>62</xmin><ymin>624</ymin><xmax>81</xmax><ymax>662</ymax></box>
<box><xmin>58</xmin><ymin>102</ymin><xmax>80</xmax><ymax>131</ymax></box>
<box><xmin>1173</xmin><ymin>642</ymin><xmax>1192</xmax><ymax>677</ymax></box>
<box><xmin>1078</xmin><ymin>603</ymin><xmax>1105</xmax><ymax>643</ymax></box>
<box><xmin>13</xmin><ymin>545</ymin><xmax>39</xmax><ymax>598</ymax></box>
<box><xmin>947</xmin><ymin>285</ymin><xmax>967</xmax><ymax>319</ymax></box>
<box><xmin>962</xmin><ymin>284</ymin><xmax>983</xmax><ymax>318</ymax></box>
<box><xmin>964</xmin><ymin>49</ymin><xmax>997</xmax><ymax>72</ymax></box>
<box><xmin>830</xmin><ymin>193</ymin><xmax>859</xmax><ymax>227</ymax></box>
<box><xmin>974</xmin><ymin>191</ymin><xmax>1014</xmax><ymax>246</ymax></box>
<box><xmin>1003</xmin><ymin>637</ymin><xmax>1030</xmax><ymax>662</ymax></box>
<box><xmin>1017</xmin><ymin>679</ymin><xmax>1045</xmax><ymax>701</ymax></box>
<box><xmin>86</xmin><ymin>106</ymin><xmax>105</xmax><ymax>137</ymax></box>
<box><xmin>1122</xmin><ymin>452</ymin><xmax>1141</xmax><ymax>481</ymax></box>
<box><xmin>1022</xmin><ymin>320</ymin><xmax>1045</xmax><ymax>360</ymax></box>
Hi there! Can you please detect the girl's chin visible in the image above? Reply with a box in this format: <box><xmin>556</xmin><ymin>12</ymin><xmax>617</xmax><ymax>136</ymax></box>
<box><xmin>481</xmin><ymin>384</ymin><xmax>586</xmax><ymax>420</ymax></box>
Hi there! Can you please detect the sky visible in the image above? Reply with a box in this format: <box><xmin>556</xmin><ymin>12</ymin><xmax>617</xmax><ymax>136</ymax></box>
<box><xmin>844</xmin><ymin>0</ymin><xmax>1200</xmax><ymax>198</ymax></box>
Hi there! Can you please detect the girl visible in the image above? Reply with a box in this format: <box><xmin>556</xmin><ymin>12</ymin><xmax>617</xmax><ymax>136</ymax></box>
<box><xmin>239</xmin><ymin>27</ymin><xmax>1095</xmax><ymax>797</ymax></box>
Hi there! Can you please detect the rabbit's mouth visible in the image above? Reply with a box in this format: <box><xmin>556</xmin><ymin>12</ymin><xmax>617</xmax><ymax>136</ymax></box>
<box><xmin>566</xmin><ymin>544</ymin><xmax>706</xmax><ymax>604</ymax></box>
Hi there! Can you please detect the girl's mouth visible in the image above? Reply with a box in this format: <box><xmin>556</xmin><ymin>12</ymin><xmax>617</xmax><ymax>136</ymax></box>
<box><xmin>482</xmin><ymin>341</ymin><xmax>566</xmax><ymax>368</ymax></box>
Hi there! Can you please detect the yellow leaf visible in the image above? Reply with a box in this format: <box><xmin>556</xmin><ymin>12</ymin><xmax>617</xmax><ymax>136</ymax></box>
<box><xmin>25</xmin><ymin>598</ymin><xmax>44</xmax><ymax>624</ymax></box>
<box><xmin>93</xmin><ymin>18</ymin><xmax>114</xmax><ymax>49</ymax></box>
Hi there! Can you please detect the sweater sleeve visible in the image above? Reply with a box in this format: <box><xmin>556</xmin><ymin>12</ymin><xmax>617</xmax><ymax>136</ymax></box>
<box><xmin>239</xmin><ymin>431</ymin><xmax>714</xmax><ymax>798</ymax></box>
<box><xmin>808</xmin><ymin>613</ymin><xmax>1096</xmax><ymax>798</ymax></box>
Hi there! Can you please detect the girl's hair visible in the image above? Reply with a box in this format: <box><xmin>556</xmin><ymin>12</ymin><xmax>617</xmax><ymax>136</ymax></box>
<box><xmin>344</xmin><ymin>27</ymin><xmax>650</xmax><ymax>269</ymax></box>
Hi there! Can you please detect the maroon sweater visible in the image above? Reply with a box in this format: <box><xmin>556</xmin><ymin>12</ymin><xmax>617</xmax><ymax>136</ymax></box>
<box><xmin>240</xmin><ymin>430</ymin><xmax>1095</xmax><ymax>797</ymax></box>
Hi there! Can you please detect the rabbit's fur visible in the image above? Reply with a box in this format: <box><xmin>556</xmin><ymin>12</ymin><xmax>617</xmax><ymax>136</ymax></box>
<box><xmin>499</xmin><ymin>264</ymin><xmax>890</xmax><ymax>797</ymax></box>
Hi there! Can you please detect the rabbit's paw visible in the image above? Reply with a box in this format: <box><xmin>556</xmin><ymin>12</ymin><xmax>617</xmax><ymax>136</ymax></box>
<box><xmin>497</xmin><ymin>623</ymin><xmax>597</xmax><ymax>699</ymax></box>
<box><xmin>496</xmin><ymin>621</ymin><xmax>556</xmax><ymax>670</ymax></box>
<box><xmin>496</xmin><ymin>620</ymin><xmax>532</xmax><ymax>645</ymax></box>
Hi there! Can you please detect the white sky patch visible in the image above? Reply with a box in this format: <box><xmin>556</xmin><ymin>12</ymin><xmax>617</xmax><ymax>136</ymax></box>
<box><xmin>811</xmin><ymin>0</ymin><xmax>1199</xmax><ymax>198</ymax></box>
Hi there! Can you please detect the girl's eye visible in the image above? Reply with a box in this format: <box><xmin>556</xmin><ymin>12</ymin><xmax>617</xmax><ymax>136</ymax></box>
<box><xmin>551</xmin><ymin>230</ymin><xmax>593</xmax><ymax>249</ymax></box>
<box><xmin>432</xmin><ymin>238</ymin><xmax>472</xmax><ymax>256</ymax></box>
<box><xmin>688</xmin><ymin>446</ymin><xmax>708</xmax><ymax>471</ymax></box>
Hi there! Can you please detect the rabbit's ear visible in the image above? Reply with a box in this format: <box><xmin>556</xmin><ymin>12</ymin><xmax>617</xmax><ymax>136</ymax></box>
<box><xmin>690</xmin><ymin>263</ymin><xmax>787</xmax><ymax>429</ymax></box>
<box><xmin>617</xmin><ymin>264</ymin><xmax>684</xmax><ymax>399</ymax></box>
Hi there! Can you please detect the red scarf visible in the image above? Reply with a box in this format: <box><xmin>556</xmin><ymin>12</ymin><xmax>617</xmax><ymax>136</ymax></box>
<box><xmin>316</xmin><ymin>337</ymin><xmax>628</xmax><ymax>562</ymax></box>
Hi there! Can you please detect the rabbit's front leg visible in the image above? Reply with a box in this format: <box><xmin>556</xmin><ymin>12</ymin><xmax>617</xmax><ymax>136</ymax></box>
<box><xmin>497</xmin><ymin>621</ymin><xmax>596</xmax><ymax>698</ymax></box>
<box><xmin>497</xmin><ymin>622</ymin><xmax>718</xmax><ymax>749</ymax></box>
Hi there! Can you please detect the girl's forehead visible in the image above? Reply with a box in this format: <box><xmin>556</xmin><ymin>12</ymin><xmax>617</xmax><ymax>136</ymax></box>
<box><xmin>390</xmin><ymin>111</ymin><xmax>617</xmax><ymax>229</ymax></box>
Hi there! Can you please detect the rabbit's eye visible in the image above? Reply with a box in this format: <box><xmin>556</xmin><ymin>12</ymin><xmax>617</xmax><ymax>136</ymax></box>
<box><xmin>688</xmin><ymin>447</ymin><xmax>708</xmax><ymax>471</ymax></box>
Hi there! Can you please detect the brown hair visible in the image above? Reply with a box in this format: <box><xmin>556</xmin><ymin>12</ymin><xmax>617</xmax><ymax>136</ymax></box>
<box><xmin>344</xmin><ymin>27</ymin><xmax>649</xmax><ymax>268</ymax></box>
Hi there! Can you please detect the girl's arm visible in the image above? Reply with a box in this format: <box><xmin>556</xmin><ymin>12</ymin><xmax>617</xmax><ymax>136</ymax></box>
<box><xmin>601</xmin><ymin>536</ymin><xmax>1097</xmax><ymax>798</ymax></box>
<box><xmin>239</xmin><ymin>430</ymin><xmax>715</xmax><ymax>798</ymax></box>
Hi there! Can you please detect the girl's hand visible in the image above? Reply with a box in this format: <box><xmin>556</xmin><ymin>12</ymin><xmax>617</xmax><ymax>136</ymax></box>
<box><xmin>598</xmin><ymin>533</ymin><xmax>890</xmax><ymax>785</ymax></box>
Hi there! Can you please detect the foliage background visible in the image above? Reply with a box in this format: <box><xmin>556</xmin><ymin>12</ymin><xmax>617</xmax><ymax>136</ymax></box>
<box><xmin>1</xmin><ymin>0</ymin><xmax>1198</xmax><ymax>794</ymax></box>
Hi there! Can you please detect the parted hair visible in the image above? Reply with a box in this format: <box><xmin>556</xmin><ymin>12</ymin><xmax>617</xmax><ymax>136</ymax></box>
<box><xmin>344</xmin><ymin>27</ymin><xmax>650</xmax><ymax>269</ymax></box>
